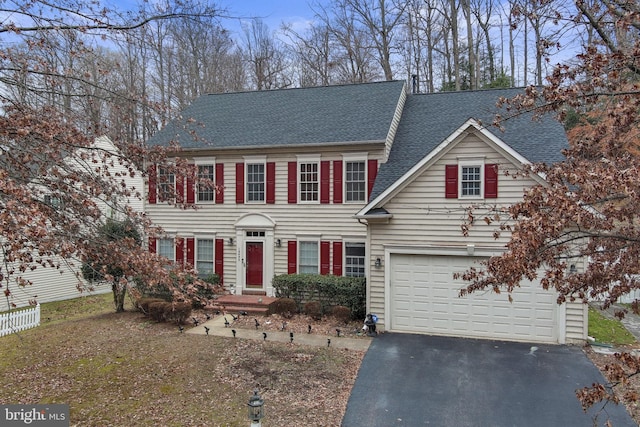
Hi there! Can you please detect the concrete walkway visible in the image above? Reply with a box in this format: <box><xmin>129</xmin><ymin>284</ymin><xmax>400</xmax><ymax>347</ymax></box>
<box><xmin>186</xmin><ymin>315</ymin><xmax>372</xmax><ymax>351</ymax></box>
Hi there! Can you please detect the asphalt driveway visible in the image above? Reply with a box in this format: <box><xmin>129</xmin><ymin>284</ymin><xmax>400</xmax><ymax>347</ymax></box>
<box><xmin>342</xmin><ymin>333</ymin><xmax>636</xmax><ymax>427</ymax></box>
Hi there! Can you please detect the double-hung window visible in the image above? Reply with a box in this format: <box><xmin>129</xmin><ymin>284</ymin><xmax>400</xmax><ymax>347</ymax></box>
<box><xmin>158</xmin><ymin>238</ymin><xmax>175</xmax><ymax>262</ymax></box>
<box><xmin>446</xmin><ymin>159</ymin><xmax>498</xmax><ymax>199</ymax></box>
<box><xmin>196</xmin><ymin>238</ymin><xmax>214</xmax><ymax>276</ymax></box>
<box><xmin>299</xmin><ymin>241</ymin><xmax>319</xmax><ymax>274</ymax></box>
<box><xmin>158</xmin><ymin>167</ymin><xmax>175</xmax><ymax>202</ymax></box>
<box><xmin>197</xmin><ymin>164</ymin><xmax>215</xmax><ymax>202</ymax></box>
<box><xmin>246</xmin><ymin>163</ymin><xmax>265</xmax><ymax>202</ymax></box>
<box><xmin>299</xmin><ymin>162</ymin><xmax>318</xmax><ymax>202</ymax></box>
<box><xmin>345</xmin><ymin>242</ymin><xmax>365</xmax><ymax>277</ymax></box>
<box><xmin>460</xmin><ymin>165</ymin><xmax>482</xmax><ymax>197</ymax></box>
<box><xmin>345</xmin><ymin>161</ymin><xmax>366</xmax><ymax>202</ymax></box>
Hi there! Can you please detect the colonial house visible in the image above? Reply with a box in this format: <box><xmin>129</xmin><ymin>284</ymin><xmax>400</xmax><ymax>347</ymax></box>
<box><xmin>145</xmin><ymin>81</ymin><xmax>587</xmax><ymax>344</ymax></box>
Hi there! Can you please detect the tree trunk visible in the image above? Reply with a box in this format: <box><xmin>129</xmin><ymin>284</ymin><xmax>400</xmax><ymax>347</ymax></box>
<box><xmin>113</xmin><ymin>283</ymin><xmax>126</xmax><ymax>313</ymax></box>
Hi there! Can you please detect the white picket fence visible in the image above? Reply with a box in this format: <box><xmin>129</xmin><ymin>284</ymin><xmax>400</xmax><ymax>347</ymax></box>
<box><xmin>0</xmin><ymin>304</ymin><xmax>40</xmax><ymax>337</ymax></box>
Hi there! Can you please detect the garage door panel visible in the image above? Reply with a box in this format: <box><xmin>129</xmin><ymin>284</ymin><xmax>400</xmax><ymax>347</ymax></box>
<box><xmin>390</xmin><ymin>254</ymin><xmax>557</xmax><ymax>343</ymax></box>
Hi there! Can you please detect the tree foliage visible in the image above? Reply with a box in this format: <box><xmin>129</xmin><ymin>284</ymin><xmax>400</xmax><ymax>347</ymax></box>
<box><xmin>457</xmin><ymin>0</ymin><xmax>640</xmax><ymax>415</ymax></box>
<box><xmin>81</xmin><ymin>219</ymin><xmax>141</xmax><ymax>312</ymax></box>
<box><xmin>0</xmin><ymin>1</ymin><xmax>222</xmax><ymax>311</ymax></box>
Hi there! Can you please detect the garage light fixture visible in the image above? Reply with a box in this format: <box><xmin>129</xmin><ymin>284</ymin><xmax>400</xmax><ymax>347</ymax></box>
<box><xmin>374</xmin><ymin>257</ymin><xmax>382</xmax><ymax>268</ymax></box>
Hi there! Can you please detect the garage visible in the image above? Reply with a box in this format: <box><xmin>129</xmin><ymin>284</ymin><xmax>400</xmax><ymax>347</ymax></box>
<box><xmin>389</xmin><ymin>253</ymin><xmax>558</xmax><ymax>343</ymax></box>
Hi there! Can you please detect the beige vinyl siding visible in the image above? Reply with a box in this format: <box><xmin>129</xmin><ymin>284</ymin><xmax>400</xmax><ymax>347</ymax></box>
<box><xmin>145</xmin><ymin>148</ymin><xmax>381</xmax><ymax>288</ymax></box>
<box><xmin>565</xmin><ymin>301</ymin><xmax>587</xmax><ymax>343</ymax></box>
<box><xmin>2</xmin><ymin>258</ymin><xmax>106</xmax><ymax>310</ymax></box>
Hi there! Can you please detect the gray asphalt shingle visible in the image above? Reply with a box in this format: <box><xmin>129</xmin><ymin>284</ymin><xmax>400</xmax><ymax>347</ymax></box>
<box><xmin>370</xmin><ymin>88</ymin><xmax>568</xmax><ymax>200</ymax></box>
<box><xmin>147</xmin><ymin>81</ymin><xmax>406</xmax><ymax>149</ymax></box>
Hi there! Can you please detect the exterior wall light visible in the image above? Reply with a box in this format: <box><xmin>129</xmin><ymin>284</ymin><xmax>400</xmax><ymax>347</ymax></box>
<box><xmin>375</xmin><ymin>257</ymin><xmax>382</xmax><ymax>268</ymax></box>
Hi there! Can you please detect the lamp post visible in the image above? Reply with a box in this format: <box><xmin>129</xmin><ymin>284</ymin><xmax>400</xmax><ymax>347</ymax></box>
<box><xmin>247</xmin><ymin>389</ymin><xmax>265</xmax><ymax>427</ymax></box>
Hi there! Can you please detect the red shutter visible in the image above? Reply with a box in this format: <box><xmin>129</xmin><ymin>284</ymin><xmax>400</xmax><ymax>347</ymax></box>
<box><xmin>320</xmin><ymin>161</ymin><xmax>330</xmax><ymax>204</ymax></box>
<box><xmin>367</xmin><ymin>159</ymin><xmax>378</xmax><ymax>199</ymax></box>
<box><xmin>287</xmin><ymin>162</ymin><xmax>297</xmax><ymax>204</ymax></box>
<box><xmin>186</xmin><ymin>237</ymin><xmax>195</xmax><ymax>267</ymax></box>
<box><xmin>175</xmin><ymin>237</ymin><xmax>184</xmax><ymax>266</ymax></box>
<box><xmin>445</xmin><ymin>164</ymin><xmax>458</xmax><ymax>198</ymax></box>
<box><xmin>215</xmin><ymin>238</ymin><xmax>224</xmax><ymax>285</ymax></box>
<box><xmin>147</xmin><ymin>164</ymin><xmax>157</xmax><ymax>204</ymax></box>
<box><xmin>485</xmin><ymin>164</ymin><xmax>498</xmax><ymax>199</ymax></box>
<box><xmin>176</xmin><ymin>172</ymin><xmax>185</xmax><ymax>204</ymax></box>
<box><xmin>266</xmin><ymin>162</ymin><xmax>276</xmax><ymax>204</ymax></box>
<box><xmin>333</xmin><ymin>160</ymin><xmax>343</xmax><ymax>204</ymax></box>
<box><xmin>287</xmin><ymin>241</ymin><xmax>297</xmax><ymax>274</ymax></box>
<box><xmin>148</xmin><ymin>237</ymin><xmax>157</xmax><ymax>253</ymax></box>
<box><xmin>235</xmin><ymin>163</ymin><xmax>244</xmax><ymax>204</ymax></box>
<box><xmin>332</xmin><ymin>241</ymin><xmax>343</xmax><ymax>276</ymax></box>
<box><xmin>320</xmin><ymin>241</ymin><xmax>330</xmax><ymax>274</ymax></box>
<box><xmin>215</xmin><ymin>163</ymin><xmax>224</xmax><ymax>204</ymax></box>
<box><xmin>186</xmin><ymin>164</ymin><xmax>196</xmax><ymax>204</ymax></box>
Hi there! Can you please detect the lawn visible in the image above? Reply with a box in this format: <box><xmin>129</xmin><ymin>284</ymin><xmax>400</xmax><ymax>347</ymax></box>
<box><xmin>0</xmin><ymin>294</ymin><xmax>364</xmax><ymax>426</ymax></box>
<box><xmin>588</xmin><ymin>306</ymin><xmax>637</xmax><ymax>346</ymax></box>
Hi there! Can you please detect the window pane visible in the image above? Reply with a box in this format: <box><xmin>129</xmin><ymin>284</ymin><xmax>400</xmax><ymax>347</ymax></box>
<box><xmin>345</xmin><ymin>242</ymin><xmax>365</xmax><ymax>277</ymax></box>
<box><xmin>158</xmin><ymin>167</ymin><xmax>175</xmax><ymax>202</ymax></box>
<box><xmin>158</xmin><ymin>238</ymin><xmax>175</xmax><ymax>261</ymax></box>
<box><xmin>196</xmin><ymin>239</ymin><xmax>214</xmax><ymax>275</ymax></box>
<box><xmin>247</xmin><ymin>163</ymin><xmax>265</xmax><ymax>202</ymax></box>
<box><xmin>299</xmin><ymin>163</ymin><xmax>318</xmax><ymax>202</ymax></box>
<box><xmin>299</xmin><ymin>241</ymin><xmax>318</xmax><ymax>274</ymax></box>
<box><xmin>346</xmin><ymin>161</ymin><xmax>366</xmax><ymax>202</ymax></box>
<box><xmin>461</xmin><ymin>166</ymin><xmax>481</xmax><ymax>196</ymax></box>
<box><xmin>198</xmin><ymin>165</ymin><xmax>215</xmax><ymax>202</ymax></box>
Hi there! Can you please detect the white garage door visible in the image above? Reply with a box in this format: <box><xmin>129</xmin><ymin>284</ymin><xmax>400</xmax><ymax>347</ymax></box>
<box><xmin>390</xmin><ymin>254</ymin><xmax>557</xmax><ymax>343</ymax></box>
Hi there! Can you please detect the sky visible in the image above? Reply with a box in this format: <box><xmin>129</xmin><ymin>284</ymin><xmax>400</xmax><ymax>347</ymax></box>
<box><xmin>220</xmin><ymin>0</ymin><xmax>322</xmax><ymax>36</ymax></box>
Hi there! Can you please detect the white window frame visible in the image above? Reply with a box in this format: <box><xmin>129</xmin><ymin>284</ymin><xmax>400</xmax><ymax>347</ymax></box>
<box><xmin>195</xmin><ymin>237</ymin><xmax>215</xmax><ymax>277</ymax></box>
<box><xmin>344</xmin><ymin>241</ymin><xmax>366</xmax><ymax>277</ymax></box>
<box><xmin>297</xmin><ymin>154</ymin><xmax>320</xmax><ymax>204</ymax></box>
<box><xmin>298</xmin><ymin>239</ymin><xmax>320</xmax><ymax>274</ymax></box>
<box><xmin>458</xmin><ymin>158</ymin><xmax>485</xmax><ymax>200</ymax></box>
<box><xmin>342</xmin><ymin>153</ymin><xmax>368</xmax><ymax>203</ymax></box>
<box><xmin>158</xmin><ymin>237</ymin><xmax>175</xmax><ymax>262</ymax></box>
<box><xmin>194</xmin><ymin>157</ymin><xmax>216</xmax><ymax>204</ymax></box>
<box><xmin>157</xmin><ymin>165</ymin><xmax>175</xmax><ymax>202</ymax></box>
<box><xmin>244</xmin><ymin>155</ymin><xmax>266</xmax><ymax>204</ymax></box>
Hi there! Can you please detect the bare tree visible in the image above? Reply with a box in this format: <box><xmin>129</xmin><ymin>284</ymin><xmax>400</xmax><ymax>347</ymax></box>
<box><xmin>240</xmin><ymin>19</ymin><xmax>291</xmax><ymax>90</ymax></box>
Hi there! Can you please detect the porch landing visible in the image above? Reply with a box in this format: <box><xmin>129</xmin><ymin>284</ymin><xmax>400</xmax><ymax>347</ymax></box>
<box><xmin>214</xmin><ymin>294</ymin><xmax>278</xmax><ymax>316</ymax></box>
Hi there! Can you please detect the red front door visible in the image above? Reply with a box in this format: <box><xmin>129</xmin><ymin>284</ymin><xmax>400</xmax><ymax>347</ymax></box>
<box><xmin>246</xmin><ymin>242</ymin><xmax>264</xmax><ymax>288</ymax></box>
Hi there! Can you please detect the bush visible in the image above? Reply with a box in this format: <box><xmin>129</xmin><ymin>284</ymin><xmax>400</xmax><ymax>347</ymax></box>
<box><xmin>332</xmin><ymin>305</ymin><xmax>352</xmax><ymax>324</ymax></box>
<box><xmin>137</xmin><ymin>297</ymin><xmax>165</xmax><ymax>315</ymax></box>
<box><xmin>304</xmin><ymin>301</ymin><xmax>322</xmax><ymax>320</ymax></box>
<box><xmin>271</xmin><ymin>298</ymin><xmax>298</xmax><ymax>318</ymax></box>
<box><xmin>165</xmin><ymin>302</ymin><xmax>192</xmax><ymax>325</ymax></box>
<box><xmin>148</xmin><ymin>301</ymin><xmax>170</xmax><ymax>322</ymax></box>
<box><xmin>273</xmin><ymin>274</ymin><xmax>366</xmax><ymax>319</ymax></box>
<box><xmin>134</xmin><ymin>272</ymin><xmax>222</xmax><ymax>308</ymax></box>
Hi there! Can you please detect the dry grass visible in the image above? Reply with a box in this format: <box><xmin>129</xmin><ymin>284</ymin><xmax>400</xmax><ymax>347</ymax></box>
<box><xmin>0</xmin><ymin>295</ymin><xmax>364</xmax><ymax>426</ymax></box>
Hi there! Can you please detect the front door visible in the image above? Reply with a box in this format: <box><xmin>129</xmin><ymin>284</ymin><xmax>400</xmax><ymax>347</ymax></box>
<box><xmin>246</xmin><ymin>242</ymin><xmax>264</xmax><ymax>288</ymax></box>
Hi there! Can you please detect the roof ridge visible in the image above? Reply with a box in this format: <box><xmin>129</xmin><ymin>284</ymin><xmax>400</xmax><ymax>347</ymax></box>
<box><xmin>203</xmin><ymin>80</ymin><xmax>405</xmax><ymax>97</ymax></box>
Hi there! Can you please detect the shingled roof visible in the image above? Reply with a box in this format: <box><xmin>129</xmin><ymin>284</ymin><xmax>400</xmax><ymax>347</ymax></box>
<box><xmin>147</xmin><ymin>80</ymin><xmax>407</xmax><ymax>149</ymax></box>
<box><xmin>370</xmin><ymin>88</ymin><xmax>568</xmax><ymax>200</ymax></box>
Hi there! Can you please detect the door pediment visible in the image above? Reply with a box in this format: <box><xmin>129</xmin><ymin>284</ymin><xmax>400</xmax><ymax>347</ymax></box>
<box><xmin>235</xmin><ymin>213</ymin><xmax>276</xmax><ymax>229</ymax></box>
